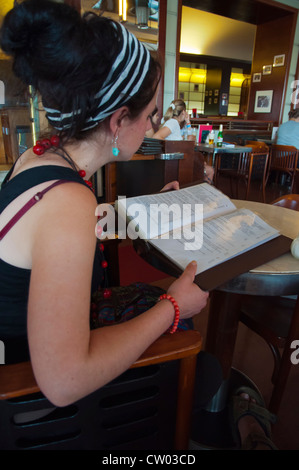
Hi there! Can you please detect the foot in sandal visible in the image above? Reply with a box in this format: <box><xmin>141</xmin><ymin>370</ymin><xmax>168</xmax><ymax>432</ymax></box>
<box><xmin>231</xmin><ymin>386</ymin><xmax>278</xmax><ymax>450</ymax></box>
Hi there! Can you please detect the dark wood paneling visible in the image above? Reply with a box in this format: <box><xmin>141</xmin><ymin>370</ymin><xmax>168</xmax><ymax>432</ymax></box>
<box><xmin>247</xmin><ymin>13</ymin><xmax>297</xmax><ymax>124</ymax></box>
<box><xmin>182</xmin><ymin>0</ymin><xmax>294</xmax><ymax>25</ymax></box>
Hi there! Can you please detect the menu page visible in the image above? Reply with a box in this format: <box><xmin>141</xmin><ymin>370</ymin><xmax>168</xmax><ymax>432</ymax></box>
<box><xmin>116</xmin><ymin>183</ymin><xmax>236</xmax><ymax>239</ymax></box>
<box><xmin>150</xmin><ymin>208</ymin><xmax>280</xmax><ymax>275</ymax></box>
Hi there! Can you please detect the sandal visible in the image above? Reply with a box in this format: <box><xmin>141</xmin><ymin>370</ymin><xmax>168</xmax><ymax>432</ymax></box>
<box><xmin>230</xmin><ymin>386</ymin><xmax>277</xmax><ymax>450</ymax></box>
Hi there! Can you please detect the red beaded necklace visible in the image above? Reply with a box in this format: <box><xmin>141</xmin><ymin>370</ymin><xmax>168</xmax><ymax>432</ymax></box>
<box><xmin>33</xmin><ymin>136</ymin><xmax>60</xmax><ymax>155</ymax></box>
<box><xmin>33</xmin><ymin>135</ymin><xmax>93</xmax><ymax>189</ymax></box>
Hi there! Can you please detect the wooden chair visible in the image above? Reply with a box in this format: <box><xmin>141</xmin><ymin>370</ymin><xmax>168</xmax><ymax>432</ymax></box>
<box><xmin>238</xmin><ymin>194</ymin><xmax>299</xmax><ymax>414</ymax></box>
<box><xmin>0</xmin><ymin>330</ymin><xmax>202</xmax><ymax>450</ymax></box>
<box><xmin>216</xmin><ymin>144</ymin><xmax>270</xmax><ymax>202</ymax></box>
<box><xmin>272</xmin><ymin>193</ymin><xmax>299</xmax><ymax>211</ymax></box>
<box><xmin>268</xmin><ymin>144</ymin><xmax>298</xmax><ymax>193</ymax></box>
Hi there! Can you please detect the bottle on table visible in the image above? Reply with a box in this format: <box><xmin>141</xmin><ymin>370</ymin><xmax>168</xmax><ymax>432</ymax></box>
<box><xmin>185</xmin><ymin>123</ymin><xmax>196</xmax><ymax>142</ymax></box>
<box><xmin>208</xmin><ymin>129</ymin><xmax>215</xmax><ymax>145</ymax></box>
<box><xmin>217</xmin><ymin>124</ymin><xmax>223</xmax><ymax>147</ymax></box>
<box><xmin>186</xmin><ymin>123</ymin><xmax>192</xmax><ymax>138</ymax></box>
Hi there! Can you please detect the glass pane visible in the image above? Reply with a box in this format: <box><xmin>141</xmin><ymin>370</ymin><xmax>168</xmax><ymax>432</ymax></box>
<box><xmin>0</xmin><ymin>56</ymin><xmax>32</xmax><ymax>170</ymax></box>
<box><xmin>81</xmin><ymin>1</ymin><xmax>159</xmax><ymax>50</ymax></box>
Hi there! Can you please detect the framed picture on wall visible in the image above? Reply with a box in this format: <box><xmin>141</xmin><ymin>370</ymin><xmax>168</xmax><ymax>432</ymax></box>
<box><xmin>262</xmin><ymin>65</ymin><xmax>272</xmax><ymax>75</ymax></box>
<box><xmin>254</xmin><ymin>90</ymin><xmax>273</xmax><ymax>113</ymax></box>
<box><xmin>252</xmin><ymin>73</ymin><xmax>261</xmax><ymax>82</ymax></box>
<box><xmin>273</xmin><ymin>54</ymin><xmax>285</xmax><ymax>67</ymax></box>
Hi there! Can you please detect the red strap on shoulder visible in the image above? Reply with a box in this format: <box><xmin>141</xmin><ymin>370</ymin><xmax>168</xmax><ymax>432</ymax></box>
<box><xmin>0</xmin><ymin>179</ymin><xmax>73</xmax><ymax>241</ymax></box>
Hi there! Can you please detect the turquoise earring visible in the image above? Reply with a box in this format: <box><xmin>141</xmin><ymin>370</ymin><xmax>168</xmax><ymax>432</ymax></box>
<box><xmin>112</xmin><ymin>135</ymin><xmax>120</xmax><ymax>157</ymax></box>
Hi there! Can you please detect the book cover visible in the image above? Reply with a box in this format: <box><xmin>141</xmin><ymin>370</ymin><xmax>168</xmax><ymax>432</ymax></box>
<box><xmin>198</xmin><ymin>125</ymin><xmax>212</xmax><ymax>143</ymax></box>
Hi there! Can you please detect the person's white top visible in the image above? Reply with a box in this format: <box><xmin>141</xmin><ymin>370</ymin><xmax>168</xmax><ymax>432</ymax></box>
<box><xmin>163</xmin><ymin>118</ymin><xmax>182</xmax><ymax>140</ymax></box>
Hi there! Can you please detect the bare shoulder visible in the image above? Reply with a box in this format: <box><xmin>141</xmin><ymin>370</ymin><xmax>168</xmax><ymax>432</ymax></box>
<box><xmin>40</xmin><ymin>180</ymin><xmax>97</xmax><ymax>217</ymax></box>
<box><xmin>34</xmin><ymin>181</ymin><xmax>98</xmax><ymax>244</ymax></box>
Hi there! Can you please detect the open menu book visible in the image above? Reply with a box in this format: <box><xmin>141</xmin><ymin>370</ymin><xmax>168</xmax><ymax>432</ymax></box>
<box><xmin>116</xmin><ymin>183</ymin><xmax>292</xmax><ymax>290</ymax></box>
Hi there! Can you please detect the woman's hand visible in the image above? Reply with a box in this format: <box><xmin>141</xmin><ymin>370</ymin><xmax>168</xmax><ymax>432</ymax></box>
<box><xmin>160</xmin><ymin>180</ymin><xmax>180</xmax><ymax>192</ymax></box>
<box><xmin>167</xmin><ymin>261</ymin><xmax>209</xmax><ymax>319</ymax></box>
<box><xmin>204</xmin><ymin>162</ymin><xmax>214</xmax><ymax>184</ymax></box>
<box><xmin>182</xmin><ymin>110</ymin><xmax>190</xmax><ymax>125</ymax></box>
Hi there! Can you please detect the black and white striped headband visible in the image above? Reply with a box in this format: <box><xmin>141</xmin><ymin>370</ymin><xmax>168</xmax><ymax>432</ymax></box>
<box><xmin>43</xmin><ymin>22</ymin><xmax>150</xmax><ymax>132</ymax></box>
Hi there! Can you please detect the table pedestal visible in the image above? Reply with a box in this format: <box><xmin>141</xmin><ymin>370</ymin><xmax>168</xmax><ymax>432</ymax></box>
<box><xmin>190</xmin><ymin>368</ymin><xmax>263</xmax><ymax>450</ymax></box>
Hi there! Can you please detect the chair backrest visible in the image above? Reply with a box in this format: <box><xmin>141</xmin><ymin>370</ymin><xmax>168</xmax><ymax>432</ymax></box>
<box><xmin>0</xmin><ymin>330</ymin><xmax>202</xmax><ymax>450</ymax></box>
<box><xmin>245</xmin><ymin>143</ymin><xmax>269</xmax><ymax>153</ymax></box>
<box><xmin>242</xmin><ymin>144</ymin><xmax>270</xmax><ymax>177</ymax></box>
<box><xmin>271</xmin><ymin>194</ymin><xmax>299</xmax><ymax>211</ymax></box>
<box><xmin>270</xmin><ymin>144</ymin><xmax>299</xmax><ymax>171</ymax></box>
<box><xmin>245</xmin><ymin>141</ymin><xmax>269</xmax><ymax>151</ymax></box>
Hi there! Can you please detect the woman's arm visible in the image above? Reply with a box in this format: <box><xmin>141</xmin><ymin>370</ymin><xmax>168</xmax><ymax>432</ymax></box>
<box><xmin>152</xmin><ymin>125</ymin><xmax>171</xmax><ymax>140</ymax></box>
<box><xmin>145</xmin><ymin>127</ymin><xmax>154</xmax><ymax>138</ymax></box>
<box><xmin>27</xmin><ymin>183</ymin><xmax>208</xmax><ymax>406</ymax></box>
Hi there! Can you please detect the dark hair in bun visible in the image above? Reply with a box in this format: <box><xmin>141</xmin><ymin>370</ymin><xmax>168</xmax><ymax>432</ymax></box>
<box><xmin>0</xmin><ymin>0</ymin><xmax>161</xmax><ymax>139</ymax></box>
<box><xmin>0</xmin><ymin>0</ymin><xmax>85</xmax><ymax>87</ymax></box>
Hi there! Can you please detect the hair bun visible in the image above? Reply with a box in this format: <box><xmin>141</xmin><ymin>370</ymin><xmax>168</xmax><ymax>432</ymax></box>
<box><xmin>0</xmin><ymin>0</ymin><xmax>81</xmax><ymax>86</ymax></box>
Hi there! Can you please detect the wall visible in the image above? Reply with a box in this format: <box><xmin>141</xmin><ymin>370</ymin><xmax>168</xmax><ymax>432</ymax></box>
<box><xmin>274</xmin><ymin>0</ymin><xmax>299</xmax><ymax>121</ymax></box>
<box><xmin>180</xmin><ymin>7</ymin><xmax>256</xmax><ymax>61</ymax></box>
<box><xmin>247</xmin><ymin>12</ymin><xmax>297</xmax><ymax>124</ymax></box>
<box><xmin>172</xmin><ymin>0</ymin><xmax>298</xmax><ymax>124</ymax></box>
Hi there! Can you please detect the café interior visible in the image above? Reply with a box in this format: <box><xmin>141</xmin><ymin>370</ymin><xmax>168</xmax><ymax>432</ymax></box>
<box><xmin>1</xmin><ymin>0</ymin><xmax>299</xmax><ymax>451</ymax></box>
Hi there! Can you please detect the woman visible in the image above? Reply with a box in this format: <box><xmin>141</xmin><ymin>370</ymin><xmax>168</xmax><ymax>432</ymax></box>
<box><xmin>0</xmin><ymin>0</ymin><xmax>208</xmax><ymax>406</ymax></box>
<box><xmin>153</xmin><ymin>99</ymin><xmax>214</xmax><ymax>183</ymax></box>
<box><xmin>145</xmin><ymin>106</ymin><xmax>160</xmax><ymax>138</ymax></box>
<box><xmin>153</xmin><ymin>99</ymin><xmax>190</xmax><ymax>141</ymax></box>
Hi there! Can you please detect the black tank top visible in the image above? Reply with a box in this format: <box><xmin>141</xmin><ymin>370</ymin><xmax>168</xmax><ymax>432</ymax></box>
<box><xmin>0</xmin><ymin>166</ymin><xmax>102</xmax><ymax>364</ymax></box>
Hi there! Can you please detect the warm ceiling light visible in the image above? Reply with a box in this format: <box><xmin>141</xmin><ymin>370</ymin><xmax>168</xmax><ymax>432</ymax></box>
<box><xmin>119</xmin><ymin>0</ymin><xmax>127</xmax><ymax>22</ymax></box>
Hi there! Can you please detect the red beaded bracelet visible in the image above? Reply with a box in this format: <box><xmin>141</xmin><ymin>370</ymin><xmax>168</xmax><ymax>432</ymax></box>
<box><xmin>159</xmin><ymin>294</ymin><xmax>180</xmax><ymax>334</ymax></box>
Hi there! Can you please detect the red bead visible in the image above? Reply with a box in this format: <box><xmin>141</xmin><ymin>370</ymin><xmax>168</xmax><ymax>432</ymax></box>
<box><xmin>78</xmin><ymin>170</ymin><xmax>86</xmax><ymax>178</ymax></box>
<box><xmin>84</xmin><ymin>180</ymin><xmax>92</xmax><ymax>187</ymax></box>
<box><xmin>50</xmin><ymin>135</ymin><xmax>60</xmax><ymax>147</ymax></box>
<box><xmin>101</xmin><ymin>260</ymin><xmax>108</xmax><ymax>269</ymax></box>
<box><xmin>33</xmin><ymin>143</ymin><xmax>45</xmax><ymax>155</ymax></box>
<box><xmin>99</xmin><ymin>243</ymin><xmax>105</xmax><ymax>251</ymax></box>
<box><xmin>103</xmin><ymin>288</ymin><xmax>112</xmax><ymax>299</ymax></box>
<box><xmin>41</xmin><ymin>138</ymin><xmax>51</xmax><ymax>149</ymax></box>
